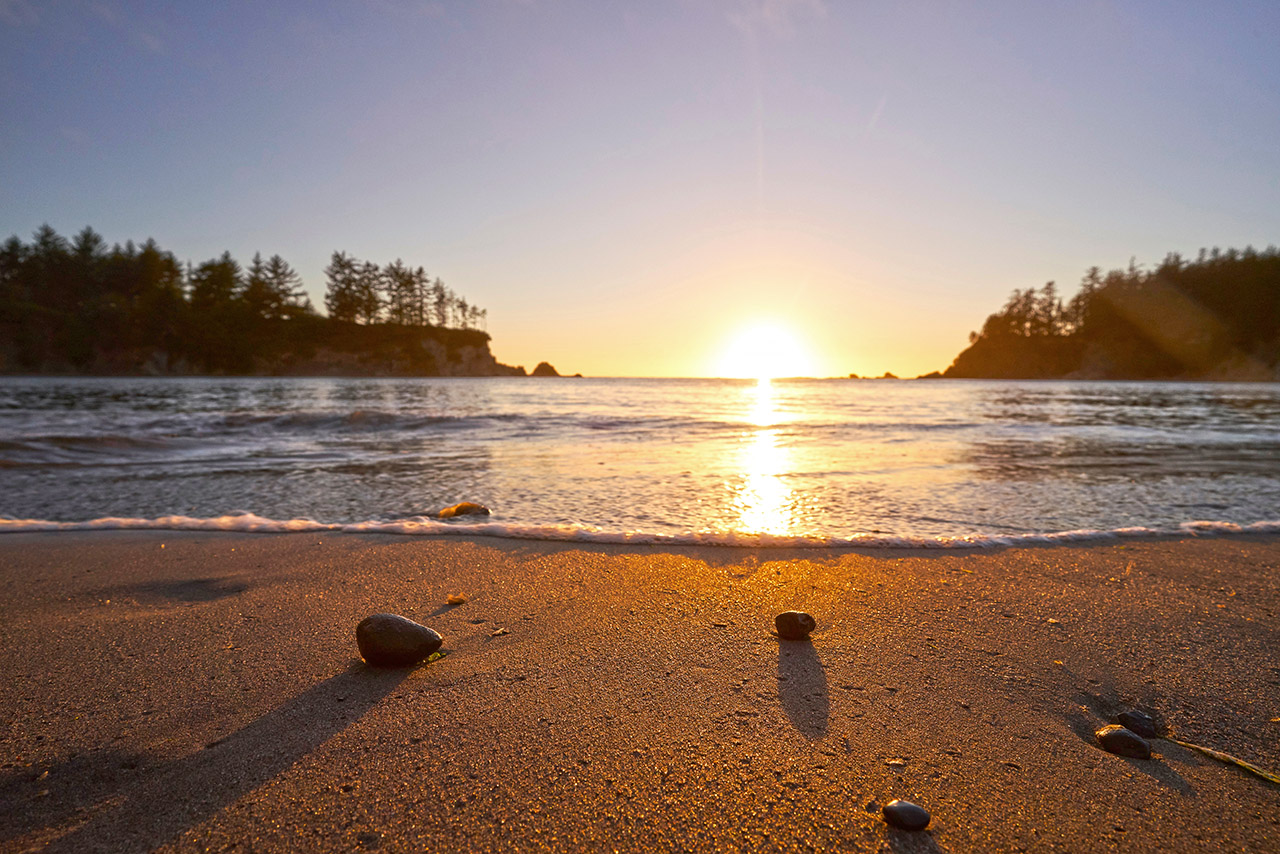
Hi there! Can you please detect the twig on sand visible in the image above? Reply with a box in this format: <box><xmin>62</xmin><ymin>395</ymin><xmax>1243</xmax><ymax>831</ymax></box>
<box><xmin>1168</xmin><ymin>738</ymin><xmax>1280</xmax><ymax>785</ymax></box>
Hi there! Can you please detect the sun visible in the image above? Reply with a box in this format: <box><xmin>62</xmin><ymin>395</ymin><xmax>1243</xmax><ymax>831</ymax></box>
<box><xmin>715</xmin><ymin>320</ymin><xmax>816</xmax><ymax>379</ymax></box>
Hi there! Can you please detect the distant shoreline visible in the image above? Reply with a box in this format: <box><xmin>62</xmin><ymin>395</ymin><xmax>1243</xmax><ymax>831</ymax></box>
<box><xmin>2</xmin><ymin>373</ymin><xmax>1276</xmax><ymax>382</ymax></box>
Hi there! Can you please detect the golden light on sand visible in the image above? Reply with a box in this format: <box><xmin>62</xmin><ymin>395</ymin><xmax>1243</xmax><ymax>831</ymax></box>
<box><xmin>716</xmin><ymin>320</ymin><xmax>815</xmax><ymax>379</ymax></box>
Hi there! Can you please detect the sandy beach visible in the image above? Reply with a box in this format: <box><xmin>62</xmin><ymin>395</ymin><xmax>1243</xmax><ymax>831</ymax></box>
<box><xmin>2</xmin><ymin>531</ymin><xmax>1278</xmax><ymax>852</ymax></box>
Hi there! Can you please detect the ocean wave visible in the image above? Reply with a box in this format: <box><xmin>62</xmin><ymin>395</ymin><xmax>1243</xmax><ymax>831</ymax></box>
<box><xmin>205</xmin><ymin>410</ymin><xmax>762</xmax><ymax>436</ymax></box>
<box><xmin>2</xmin><ymin>513</ymin><xmax>1278</xmax><ymax>549</ymax></box>
<box><xmin>1</xmin><ymin>410</ymin><xmax>728</xmax><ymax>444</ymax></box>
<box><xmin>200</xmin><ymin>410</ymin><xmax>526</xmax><ymax>434</ymax></box>
<box><xmin>0</xmin><ymin>413</ymin><xmax>778</xmax><ymax>468</ymax></box>
<box><xmin>0</xmin><ymin>435</ymin><xmax>203</xmax><ymax>467</ymax></box>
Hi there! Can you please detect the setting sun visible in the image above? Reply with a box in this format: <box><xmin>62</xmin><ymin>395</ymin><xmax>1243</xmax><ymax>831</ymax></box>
<box><xmin>715</xmin><ymin>321</ymin><xmax>816</xmax><ymax>379</ymax></box>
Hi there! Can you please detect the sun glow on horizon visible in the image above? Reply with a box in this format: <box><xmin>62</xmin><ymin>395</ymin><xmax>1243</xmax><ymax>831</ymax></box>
<box><xmin>715</xmin><ymin>321</ymin><xmax>816</xmax><ymax>379</ymax></box>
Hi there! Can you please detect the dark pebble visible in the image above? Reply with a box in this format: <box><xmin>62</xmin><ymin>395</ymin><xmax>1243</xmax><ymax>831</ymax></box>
<box><xmin>1117</xmin><ymin>710</ymin><xmax>1158</xmax><ymax>738</ymax></box>
<box><xmin>356</xmin><ymin>613</ymin><xmax>443</xmax><ymax>667</ymax></box>
<box><xmin>1095</xmin><ymin>724</ymin><xmax>1152</xmax><ymax>759</ymax></box>
<box><xmin>882</xmin><ymin>799</ymin><xmax>931</xmax><ymax>831</ymax></box>
<box><xmin>775</xmin><ymin>611</ymin><xmax>817</xmax><ymax>640</ymax></box>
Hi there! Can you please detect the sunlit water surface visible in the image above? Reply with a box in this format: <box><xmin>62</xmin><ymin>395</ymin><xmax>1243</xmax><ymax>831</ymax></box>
<box><xmin>1</xmin><ymin>377</ymin><xmax>1278</xmax><ymax>541</ymax></box>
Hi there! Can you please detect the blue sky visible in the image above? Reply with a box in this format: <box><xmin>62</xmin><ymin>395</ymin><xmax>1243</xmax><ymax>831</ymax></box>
<box><xmin>3</xmin><ymin>0</ymin><xmax>1278</xmax><ymax>376</ymax></box>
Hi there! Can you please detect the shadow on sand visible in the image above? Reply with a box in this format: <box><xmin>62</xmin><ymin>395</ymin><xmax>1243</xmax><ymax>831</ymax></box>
<box><xmin>9</xmin><ymin>662</ymin><xmax>407</xmax><ymax>853</ymax></box>
<box><xmin>1060</xmin><ymin>685</ymin><xmax>1195</xmax><ymax>796</ymax></box>
<box><xmin>777</xmin><ymin>639</ymin><xmax>829</xmax><ymax>740</ymax></box>
<box><xmin>125</xmin><ymin>576</ymin><xmax>250</xmax><ymax>602</ymax></box>
<box><xmin>885</xmin><ymin>826</ymin><xmax>949</xmax><ymax>853</ymax></box>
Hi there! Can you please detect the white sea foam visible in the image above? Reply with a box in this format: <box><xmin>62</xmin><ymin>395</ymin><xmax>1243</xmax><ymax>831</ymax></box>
<box><xmin>2</xmin><ymin>514</ymin><xmax>1278</xmax><ymax>549</ymax></box>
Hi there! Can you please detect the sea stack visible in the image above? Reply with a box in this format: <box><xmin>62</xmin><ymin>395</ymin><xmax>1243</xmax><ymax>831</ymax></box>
<box><xmin>530</xmin><ymin>361</ymin><xmax>561</xmax><ymax>377</ymax></box>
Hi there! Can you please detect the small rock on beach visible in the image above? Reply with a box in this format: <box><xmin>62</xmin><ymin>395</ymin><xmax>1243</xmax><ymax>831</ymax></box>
<box><xmin>882</xmin><ymin>799</ymin><xmax>931</xmax><ymax>831</ymax></box>
<box><xmin>775</xmin><ymin>610</ymin><xmax>816</xmax><ymax>640</ymax></box>
<box><xmin>1095</xmin><ymin>724</ymin><xmax>1152</xmax><ymax>759</ymax></box>
<box><xmin>356</xmin><ymin>613</ymin><xmax>443</xmax><ymax>667</ymax></box>
<box><xmin>437</xmin><ymin>502</ymin><xmax>490</xmax><ymax>519</ymax></box>
<box><xmin>1118</xmin><ymin>710</ymin><xmax>1158</xmax><ymax>738</ymax></box>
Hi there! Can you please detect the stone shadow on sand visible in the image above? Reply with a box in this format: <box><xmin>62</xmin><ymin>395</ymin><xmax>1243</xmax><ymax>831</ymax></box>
<box><xmin>1061</xmin><ymin>686</ymin><xmax>1195</xmax><ymax>796</ymax></box>
<box><xmin>886</xmin><ymin>827</ymin><xmax>948</xmax><ymax>853</ymax></box>
<box><xmin>26</xmin><ymin>662</ymin><xmax>407</xmax><ymax>854</ymax></box>
<box><xmin>130</xmin><ymin>577</ymin><xmax>250</xmax><ymax>602</ymax></box>
<box><xmin>777</xmin><ymin>639</ymin><xmax>829</xmax><ymax>740</ymax></box>
<box><xmin>0</xmin><ymin>747</ymin><xmax>153</xmax><ymax>846</ymax></box>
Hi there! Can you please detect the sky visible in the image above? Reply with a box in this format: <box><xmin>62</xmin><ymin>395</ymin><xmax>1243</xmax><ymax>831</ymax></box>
<box><xmin>3</xmin><ymin>0</ymin><xmax>1279</xmax><ymax>377</ymax></box>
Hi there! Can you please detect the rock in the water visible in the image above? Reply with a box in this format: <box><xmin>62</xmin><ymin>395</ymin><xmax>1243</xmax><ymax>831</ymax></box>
<box><xmin>437</xmin><ymin>502</ymin><xmax>490</xmax><ymax>519</ymax></box>
<box><xmin>882</xmin><ymin>799</ymin><xmax>931</xmax><ymax>831</ymax></box>
<box><xmin>530</xmin><ymin>361</ymin><xmax>561</xmax><ymax>377</ymax></box>
<box><xmin>356</xmin><ymin>614</ymin><xmax>443</xmax><ymax>667</ymax></box>
<box><xmin>774</xmin><ymin>610</ymin><xmax>816</xmax><ymax>640</ymax></box>
<box><xmin>1095</xmin><ymin>724</ymin><xmax>1152</xmax><ymax>759</ymax></box>
<box><xmin>1117</xmin><ymin>710</ymin><xmax>1158</xmax><ymax>738</ymax></box>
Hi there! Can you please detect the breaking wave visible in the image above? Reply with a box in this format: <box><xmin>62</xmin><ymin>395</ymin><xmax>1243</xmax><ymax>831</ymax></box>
<box><xmin>2</xmin><ymin>513</ymin><xmax>1278</xmax><ymax>549</ymax></box>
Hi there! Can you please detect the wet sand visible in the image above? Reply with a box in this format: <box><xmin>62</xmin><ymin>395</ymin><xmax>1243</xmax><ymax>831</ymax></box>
<box><xmin>1</xmin><ymin>531</ymin><xmax>1278</xmax><ymax>852</ymax></box>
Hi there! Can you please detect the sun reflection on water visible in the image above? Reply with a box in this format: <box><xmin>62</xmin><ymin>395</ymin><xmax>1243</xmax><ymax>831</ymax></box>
<box><xmin>735</xmin><ymin>378</ymin><xmax>795</xmax><ymax>535</ymax></box>
<box><xmin>750</xmin><ymin>376</ymin><xmax>775</xmax><ymax>426</ymax></box>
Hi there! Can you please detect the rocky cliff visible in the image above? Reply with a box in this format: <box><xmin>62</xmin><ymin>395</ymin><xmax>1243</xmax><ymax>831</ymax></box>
<box><xmin>253</xmin><ymin>322</ymin><xmax>526</xmax><ymax>377</ymax></box>
<box><xmin>3</xmin><ymin>320</ymin><xmax>530</xmax><ymax>377</ymax></box>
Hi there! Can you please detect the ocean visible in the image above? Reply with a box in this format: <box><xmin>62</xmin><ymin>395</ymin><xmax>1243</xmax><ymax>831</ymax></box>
<box><xmin>1</xmin><ymin>376</ymin><xmax>1278</xmax><ymax>547</ymax></box>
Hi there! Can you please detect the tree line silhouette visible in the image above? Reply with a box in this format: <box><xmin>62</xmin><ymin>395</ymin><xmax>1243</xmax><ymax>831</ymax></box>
<box><xmin>322</xmin><ymin>252</ymin><xmax>485</xmax><ymax>330</ymax></box>
<box><xmin>0</xmin><ymin>225</ymin><xmax>494</xmax><ymax>374</ymax></box>
<box><xmin>943</xmin><ymin>246</ymin><xmax>1280</xmax><ymax>380</ymax></box>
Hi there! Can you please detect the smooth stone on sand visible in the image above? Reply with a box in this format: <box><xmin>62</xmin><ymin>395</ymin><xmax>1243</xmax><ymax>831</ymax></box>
<box><xmin>1095</xmin><ymin>724</ymin><xmax>1152</xmax><ymax>759</ymax></box>
<box><xmin>774</xmin><ymin>610</ymin><xmax>817</xmax><ymax>640</ymax></box>
<box><xmin>437</xmin><ymin>502</ymin><xmax>491</xmax><ymax>519</ymax></box>
<box><xmin>1117</xmin><ymin>710</ymin><xmax>1158</xmax><ymax>738</ymax></box>
<box><xmin>882</xmin><ymin>799</ymin><xmax>931</xmax><ymax>831</ymax></box>
<box><xmin>356</xmin><ymin>613</ymin><xmax>443</xmax><ymax>667</ymax></box>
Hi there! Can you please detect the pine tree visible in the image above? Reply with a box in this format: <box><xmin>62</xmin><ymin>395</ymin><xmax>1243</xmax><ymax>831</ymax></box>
<box><xmin>187</xmin><ymin>251</ymin><xmax>248</xmax><ymax>371</ymax></box>
<box><xmin>188</xmin><ymin>251</ymin><xmax>242</xmax><ymax>314</ymax></box>
<box><xmin>355</xmin><ymin>261</ymin><xmax>383</xmax><ymax>324</ymax></box>
<box><xmin>324</xmin><ymin>252</ymin><xmax>361</xmax><ymax>322</ymax></box>
<box><xmin>431</xmin><ymin>278</ymin><xmax>449</xmax><ymax>327</ymax></box>
<box><xmin>264</xmin><ymin>254</ymin><xmax>310</xmax><ymax>318</ymax></box>
<box><xmin>411</xmin><ymin>266</ymin><xmax>429</xmax><ymax>326</ymax></box>
<box><xmin>242</xmin><ymin>252</ymin><xmax>275</xmax><ymax>320</ymax></box>
<box><xmin>383</xmin><ymin>259</ymin><xmax>417</xmax><ymax>325</ymax></box>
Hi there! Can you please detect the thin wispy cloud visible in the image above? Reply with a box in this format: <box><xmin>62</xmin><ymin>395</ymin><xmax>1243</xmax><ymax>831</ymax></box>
<box><xmin>865</xmin><ymin>92</ymin><xmax>888</xmax><ymax>137</ymax></box>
